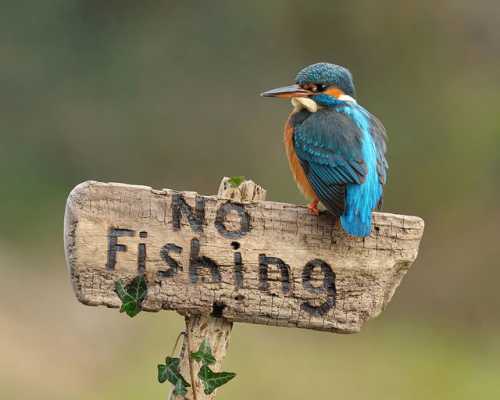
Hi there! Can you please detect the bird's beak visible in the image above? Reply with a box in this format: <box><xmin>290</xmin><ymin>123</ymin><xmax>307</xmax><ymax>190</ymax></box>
<box><xmin>260</xmin><ymin>84</ymin><xmax>313</xmax><ymax>99</ymax></box>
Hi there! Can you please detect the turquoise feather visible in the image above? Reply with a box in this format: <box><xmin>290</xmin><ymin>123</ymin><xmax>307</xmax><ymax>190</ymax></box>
<box><xmin>293</xmin><ymin>93</ymin><xmax>387</xmax><ymax>237</ymax></box>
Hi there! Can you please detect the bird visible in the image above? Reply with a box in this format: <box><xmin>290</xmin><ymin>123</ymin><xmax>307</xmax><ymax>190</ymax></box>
<box><xmin>261</xmin><ymin>62</ymin><xmax>388</xmax><ymax>237</ymax></box>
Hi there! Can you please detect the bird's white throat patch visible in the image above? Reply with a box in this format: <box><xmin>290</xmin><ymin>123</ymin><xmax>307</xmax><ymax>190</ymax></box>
<box><xmin>291</xmin><ymin>97</ymin><xmax>319</xmax><ymax>113</ymax></box>
<box><xmin>291</xmin><ymin>94</ymin><xmax>357</xmax><ymax>113</ymax></box>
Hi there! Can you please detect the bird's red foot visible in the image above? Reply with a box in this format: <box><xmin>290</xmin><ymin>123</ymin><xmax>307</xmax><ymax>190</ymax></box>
<box><xmin>308</xmin><ymin>199</ymin><xmax>320</xmax><ymax>216</ymax></box>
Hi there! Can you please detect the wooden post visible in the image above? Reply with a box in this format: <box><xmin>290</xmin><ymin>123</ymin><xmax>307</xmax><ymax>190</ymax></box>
<box><xmin>63</xmin><ymin>177</ymin><xmax>424</xmax><ymax>396</ymax></box>
<box><xmin>170</xmin><ymin>178</ymin><xmax>266</xmax><ymax>400</ymax></box>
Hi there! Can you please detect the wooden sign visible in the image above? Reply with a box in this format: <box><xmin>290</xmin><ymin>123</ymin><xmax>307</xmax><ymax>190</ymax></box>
<box><xmin>64</xmin><ymin>179</ymin><xmax>424</xmax><ymax>334</ymax></box>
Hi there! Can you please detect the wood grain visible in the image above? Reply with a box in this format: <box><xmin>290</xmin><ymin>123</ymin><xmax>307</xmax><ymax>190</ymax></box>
<box><xmin>64</xmin><ymin>180</ymin><xmax>424</xmax><ymax>334</ymax></box>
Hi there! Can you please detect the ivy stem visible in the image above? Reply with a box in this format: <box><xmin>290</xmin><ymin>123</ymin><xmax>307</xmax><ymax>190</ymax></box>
<box><xmin>185</xmin><ymin>316</ymin><xmax>198</xmax><ymax>400</ymax></box>
<box><xmin>170</xmin><ymin>331</ymin><xmax>185</xmax><ymax>357</ymax></box>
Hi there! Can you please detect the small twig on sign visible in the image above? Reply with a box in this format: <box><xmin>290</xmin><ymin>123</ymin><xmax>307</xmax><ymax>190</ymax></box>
<box><xmin>170</xmin><ymin>331</ymin><xmax>186</xmax><ymax>357</ymax></box>
<box><xmin>185</xmin><ymin>316</ymin><xmax>198</xmax><ymax>400</ymax></box>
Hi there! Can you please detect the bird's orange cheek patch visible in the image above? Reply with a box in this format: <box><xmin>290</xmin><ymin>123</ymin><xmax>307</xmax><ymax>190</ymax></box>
<box><xmin>325</xmin><ymin>87</ymin><xmax>345</xmax><ymax>98</ymax></box>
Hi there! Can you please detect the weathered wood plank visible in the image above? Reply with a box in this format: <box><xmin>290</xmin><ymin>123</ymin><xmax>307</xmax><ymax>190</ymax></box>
<box><xmin>64</xmin><ymin>180</ymin><xmax>424</xmax><ymax>333</ymax></box>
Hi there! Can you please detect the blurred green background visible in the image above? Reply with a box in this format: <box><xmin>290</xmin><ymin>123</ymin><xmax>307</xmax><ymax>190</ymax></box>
<box><xmin>1</xmin><ymin>1</ymin><xmax>500</xmax><ymax>399</ymax></box>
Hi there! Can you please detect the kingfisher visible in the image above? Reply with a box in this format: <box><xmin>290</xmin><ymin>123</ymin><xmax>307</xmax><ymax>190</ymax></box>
<box><xmin>261</xmin><ymin>62</ymin><xmax>388</xmax><ymax>237</ymax></box>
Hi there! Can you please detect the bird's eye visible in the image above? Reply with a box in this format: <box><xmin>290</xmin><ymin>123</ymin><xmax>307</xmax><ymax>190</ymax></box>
<box><xmin>301</xmin><ymin>84</ymin><xmax>327</xmax><ymax>92</ymax></box>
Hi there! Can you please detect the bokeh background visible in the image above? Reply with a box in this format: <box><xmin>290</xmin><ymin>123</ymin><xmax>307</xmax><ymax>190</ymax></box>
<box><xmin>1</xmin><ymin>1</ymin><xmax>500</xmax><ymax>399</ymax></box>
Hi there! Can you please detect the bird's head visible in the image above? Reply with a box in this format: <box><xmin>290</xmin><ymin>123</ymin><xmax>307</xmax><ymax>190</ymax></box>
<box><xmin>261</xmin><ymin>62</ymin><xmax>356</xmax><ymax>111</ymax></box>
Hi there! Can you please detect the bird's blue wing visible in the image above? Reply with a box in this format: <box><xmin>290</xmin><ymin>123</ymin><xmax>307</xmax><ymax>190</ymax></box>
<box><xmin>292</xmin><ymin>108</ymin><xmax>368</xmax><ymax>216</ymax></box>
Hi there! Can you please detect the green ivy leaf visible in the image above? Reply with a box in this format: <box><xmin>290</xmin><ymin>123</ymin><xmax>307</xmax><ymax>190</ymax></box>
<box><xmin>157</xmin><ymin>357</ymin><xmax>191</xmax><ymax>389</ymax></box>
<box><xmin>114</xmin><ymin>275</ymin><xmax>147</xmax><ymax>317</ymax></box>
<box><xmin>228</xmin><ymin>176</ymin><xmax>245</xmax><ymax>188</ymax></box>
<box><xmin>174</xmin><ymin>378</ymin><xmax>188</xmax><ymax>397</ymax></box>
<box><xmin>157</xmin><ymin>364</ymin><xmax>168</xmax><ymax>384</ymax></box>
<box><xmin>198</xmin><ymin>365</ymin><xmax>236</xmax><ymax>395</ymax></box>
<box><xmin>191</xmin><ymin>338</ymin><xmax>216</xmax><ymax>366</ymax></box>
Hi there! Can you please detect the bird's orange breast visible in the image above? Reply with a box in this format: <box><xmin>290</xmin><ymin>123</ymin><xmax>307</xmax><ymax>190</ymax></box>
<box><xmin>284</xmin><ymin>116</ymin><xmax>317</xmax><ymax>201</ymax></box>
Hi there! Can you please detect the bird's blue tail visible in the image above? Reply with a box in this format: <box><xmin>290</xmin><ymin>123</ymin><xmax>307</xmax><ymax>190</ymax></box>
<box><xmin>340</xmin><ymin>212</ymin><xmax>372</xmax><ymax>237</ymax></box>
